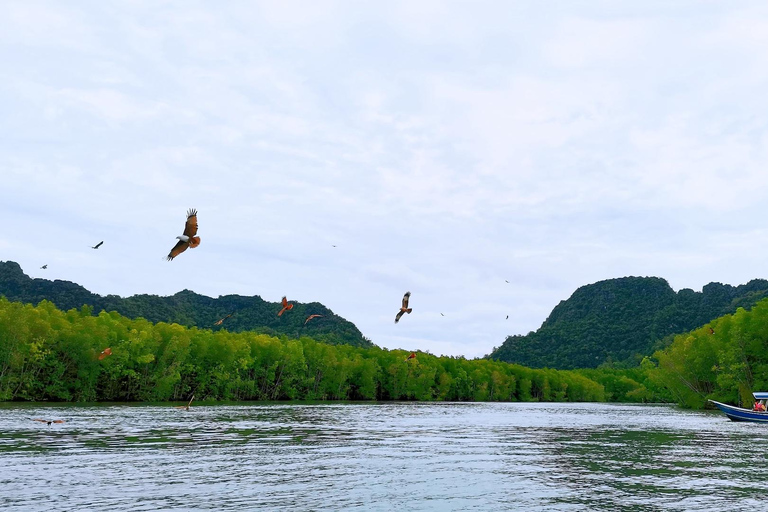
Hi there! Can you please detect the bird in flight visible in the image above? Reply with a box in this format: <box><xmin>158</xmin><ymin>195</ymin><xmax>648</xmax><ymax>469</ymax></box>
<box><xmin>395</xmin><ymin>292</ymin><xmax>413</xmax><ymax>323</ymax></box>
<box><xmin>98</xmin><ymin>347</ymin><xmax>112</xmax><ymax>360</ymax></box>
<box><xmin>167</xmin><ymin>209</ymin><xmax>200</xmax><ymax>261</ymax></box>
<box><xmin>405</xmin><ymin>352</ymin><xmax>416</xmax><ymax>362</ymax></box>
<box><xmin>304</xmin><ymin>314</ymin><xmax>323</xmax><ymax>325</ymax></box>
<box><xmin>91</xmin><ymin>241</ymin><xmax>104</xmax><ymax>249</ymax></box>
<box><xmin>33</xmin><ymin>419</ymin><xmax>65</xmax><ymax>425</ymax></box>
<box><xmin>40</xmin><ymin>264</ymin><xmax>47</xmax><ymax>269</ymax></box>
<box><xmin>440</xmin><ymin>313</ymin><xmax>444</xmax><ymax>317</ymax></box>
<box><xmin>278</xmin><ymin>296</ymin><xmax>294</xmax><ymax>316</ymax></box>
<box><xmin>175</xmin><ymin>395</ymin><xmax>195</xmax><ymax>411</ymax></box>
<box><xmin>506</xmin><ymin>315</ymin><xmax>509</xmax><ymax>320</ymax></box>
<box><xmin>505</xmin><ymin>280</ymin><xmax>509</xmax><ymax>283</ymax></box>
<box><xmin>214</xmin><ymin>312</ymin><xmax>235</xmax><ymax>326</ymax></box>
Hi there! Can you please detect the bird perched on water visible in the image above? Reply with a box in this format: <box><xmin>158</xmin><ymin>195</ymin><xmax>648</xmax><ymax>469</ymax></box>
<box><xmin>214</xmin><ymin>312</ymin><xmax>235</xmax><ymax>326</ymax></box>
<box><xmin>167</xmin><ymin>209</ymin><xmax>200</xmax><ymax>261</ymax></box>
<box><xmin>278</xmin><ymin>296</ymin><xmax>294</xmax><ymax>316</ymax></box>
<box><xmin>395</xmin><ymin>292</ymin><xmax>413</xmax><ymax>323</ymax></box>
<box><xmin>175</xmin><ymin>396</ymin><xmax>195</xmax><ymax>411</ymax></box>
<box><xmin>98</xmin><ymin>347</ymin><xmax>112</xmax><ymax>360</ymax></box>
<box><xmin>40</xmin><ymin>265</ymin><xmax>47</xmax><ymax>269</ymax></box>
<box><xmin>304</xmin><ymin>314</ymin><xmax>323</xmax><ymax>325</ymax></box>
<box><xmin>91</xmin><ymin>241</ymin><xmax>104</xmax><ymax>249</ymax></box>
<box><xmin>33</xmin><ymin>419</ymin><xmax>65</xmax><ymax>425</ymax></box>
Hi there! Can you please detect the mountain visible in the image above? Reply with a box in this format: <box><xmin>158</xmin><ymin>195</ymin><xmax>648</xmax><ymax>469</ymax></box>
<box><xmin>489</xmin><ymin>276</ymin><xmax>768</xmax><ymax>369</ymax></box>
<box><xmin>0</xmin><ymin>260</ymin><xmax>372</xmax><ymax>348</ymax></box>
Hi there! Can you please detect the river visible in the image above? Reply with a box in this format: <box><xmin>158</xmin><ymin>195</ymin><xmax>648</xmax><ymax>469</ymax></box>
<box><xmin>0</xmin><ymin>402</ymin><xmax>762</xmax><ymax>511</ymax></box>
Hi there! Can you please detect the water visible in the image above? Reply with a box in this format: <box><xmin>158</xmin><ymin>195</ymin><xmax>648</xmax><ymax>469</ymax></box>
<box><xmin>0</xmin><ymin>402</ymin><xmax>763</xmax><ymax>511</ymax></box>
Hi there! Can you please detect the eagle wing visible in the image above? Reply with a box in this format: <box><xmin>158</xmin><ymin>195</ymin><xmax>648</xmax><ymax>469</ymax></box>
<box><xmin>395</xmin><ymin>310</ymin><xmax>406</xmax><ymax>323</ymax></box>
<box><xmin>402</xmin><ymin>292</ymin><xmax>411</xmax><ymax>309</ymax></box>
<box><xmin>167</xmin><ymin>239</ymin><xmax>189</xmax><ymax>261</ymax></box>
<box><xmin>282</xmin><ymin>296</ymin><xmax>289</xmax><ymax>308</ymax></box>
<box><xmin>183</xmin><ymin>209</ymin><xmax>198</xmax><ymax>237</ymax></box>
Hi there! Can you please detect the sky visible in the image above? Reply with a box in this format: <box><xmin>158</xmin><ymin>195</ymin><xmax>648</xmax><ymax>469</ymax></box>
<box><xmin>2</xmin><ymin>1</ymin><xmax>768</xmax><ymax>358</ymax></box>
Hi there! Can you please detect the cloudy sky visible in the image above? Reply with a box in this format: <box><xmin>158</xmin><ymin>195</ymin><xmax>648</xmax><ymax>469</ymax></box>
<box><xmin>2</xmin><ymin>1</ymin><xmax>768</xmax><ymax>358</ymax></box>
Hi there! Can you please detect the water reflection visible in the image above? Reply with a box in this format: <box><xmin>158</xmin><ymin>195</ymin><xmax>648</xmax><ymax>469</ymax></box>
<box><xmin>0</xmin><ymin>402</ymin><xmax>763</xmax><ymax>511</ymax></box>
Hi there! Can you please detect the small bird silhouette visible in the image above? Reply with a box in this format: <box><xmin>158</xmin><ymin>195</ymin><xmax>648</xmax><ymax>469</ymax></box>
<box><xmin>33</xmin><ymin>419</ymin><xmax>65</xmax><ymax>425</ymax></box>
<box><xmin>505</xmin><ymin>280</ymin><xmax>509</xmax><ymax>283</ymax></box>
<box><xmin>40</xmin><ymin>265</ymin><xmax>47</xmax><ymax>269</ymax></box>
<box><xmin>278</xmin><ymin>296</ymin><xmax>294</xmax><ymax>316</ymax></box>
<box><xmin>175</xmin><ymin>395</ymin><xmax>195</xmax><ymax>411</ymax></box>
<box><xmin>98</xmin><ymin>347</ymin><xmax>112</xmax><ymax>360</ymax></box>
<box><xmin>506</xmin><ymin>315</ymin><xmax>509</xmax><ymax>320</ymax></box>
<box><xmin>440</xmin><ymin>313</ymin><xmax>444</xmax><ymax>317</ymax></box>
<box><xmin>91</xmin><ymin>241</ymin><xmax>104</xmax><ymax>249</ymax></box>
<box><xmin>395</xmin><ymin>292</ymin><xmax>413</xmax><ymax>323</ymax></box>
<box><xmin>304</xmin><ymin>314</ymin><xmax>323</xmax><ymax>325</ymax></box>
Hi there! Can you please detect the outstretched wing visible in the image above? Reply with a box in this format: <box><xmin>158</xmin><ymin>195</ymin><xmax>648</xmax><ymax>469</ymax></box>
<box><xmin>183</xmin><ymin>209</ymin><xmax>198</xmax><ymax>237</ymax></box>
<box><xmin>304</xmin><ymin>314</ymin><xmax>323</xmax><ymax>325</ymax></box>
<box><xmin>402</xmin><ymin>292</ymin><xmax>411</xmax><ymax>309</ymax></box>
<box><xmin>167</xmin><ymin>240</ymin><xmax>189</xmax><ymax>261</ymax></box>
<box><xmin>395</xmin><ymin>310</ymin><xmax>406</xmax><ymax>323</ymax></box>
<box><xmin>282</xmin><ymin>296</ymin><xmax>289</xmax><ymax>308</ymax></box>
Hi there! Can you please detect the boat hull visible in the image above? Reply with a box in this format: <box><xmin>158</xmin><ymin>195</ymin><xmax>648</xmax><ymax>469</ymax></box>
<box><xmin>709</xmin><ymin>400</ymin><xmax>768</xmax><ymax>423</ymax></box>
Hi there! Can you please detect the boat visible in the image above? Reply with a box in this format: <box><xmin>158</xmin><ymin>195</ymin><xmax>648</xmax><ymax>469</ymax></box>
<box><xmin>709</xmin><ymin>392</ymin><xmax>768</xmax><ymax>422</ymax></box>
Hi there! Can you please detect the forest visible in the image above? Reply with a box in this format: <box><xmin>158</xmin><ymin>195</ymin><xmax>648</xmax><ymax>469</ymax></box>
<box><xmin>0</xmin><ymin>297</ymin><xmax>642</xmax><ymax>404</ymax></box>
<box><xmin>648</xmin><ymin>297</ymin><xmax>768</xmax><ymax>409</ymax></box>
<box><xmin>490</xmin><ymin>276</ymin><xmax>768</xmax><ymax>369</ymax></box>
<box><xmin>0</xmin><ymin>260</ymin><xmax>370</xmax><ymax>348</ymax></box>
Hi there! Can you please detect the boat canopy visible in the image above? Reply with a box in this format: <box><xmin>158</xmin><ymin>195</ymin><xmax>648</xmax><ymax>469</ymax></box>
<box><xmin>753</xmin><ymin>392</ymin><xmax>768</xmax><ymax>400</ymax></box>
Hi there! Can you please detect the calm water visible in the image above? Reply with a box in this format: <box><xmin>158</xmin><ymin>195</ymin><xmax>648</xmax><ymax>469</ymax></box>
<box><xmin>0</xmin><ymin>402</ymin><xmax>763</xmax><ymax>511</ymax></box>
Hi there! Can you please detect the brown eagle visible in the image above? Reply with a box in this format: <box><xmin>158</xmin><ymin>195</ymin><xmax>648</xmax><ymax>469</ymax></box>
<box><xmin>304</xmin><ymin>314</ymin><xmax>323</xmax><ymax>325</ymax></box>
<box><xmin>214</xmin><ymin>312</ymin><xmax>235</xmax><ymax>326</ymax></box>
<box><xmin>278</xmin><ymin>296</ymin><xmax>294</xmax><ymax>316</ymax></box>
<box><xmin>98</xmin><ymin>347</ymin><xmax>112</xmax><ymax>360</ymax></box>
<box><xmin>175</xmin><ymin>395</ymin><xmax>195</xmax><ymax>411</ymax></box>
<box><xmin>167</xmin><ymin>209</ymin><xmax>200</xmax><ymax>261</ymax></box>
<box><xmin>405</xmin><ymin>352</ymin><xmax>416</xmax><ymax>362</ymax></box>
<box><xmin>33</xmin><ymin>419</ymin><xmax>65</xmax><ymax>425</ymax></box>
<box><xmin>395</xmin><ymin>292</ymin><xmax>412</xmax><ymax>323</ymax></box>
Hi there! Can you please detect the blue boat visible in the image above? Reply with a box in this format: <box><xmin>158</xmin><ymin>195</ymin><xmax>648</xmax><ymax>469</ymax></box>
<box><xmin>710</xmin><ymin>392</ymin><xmax>768</xmax><ymax>422</ymax></box>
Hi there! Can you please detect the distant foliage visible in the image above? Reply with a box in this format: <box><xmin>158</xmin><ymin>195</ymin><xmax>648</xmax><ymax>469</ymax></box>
<box><xmin>0</xmin><ymin>298</ymin><xmax>611</xmax><ymax>403</ymax></box>
<box><xmin>489</xmin><ymin>276</ymin><xmax>768</xmax><ymax>369</ymax></box>
<box><xmin>0</xmin><ymin>260</ymin><xmax>370</xmax><ymax>348</ymax></box>
<box><xmin>649</xmin><ymin>298</ymin><xmax>768</xmax><ymax>409</ymax></box>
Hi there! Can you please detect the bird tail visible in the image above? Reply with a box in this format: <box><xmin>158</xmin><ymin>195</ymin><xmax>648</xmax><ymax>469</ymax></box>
<box><xmin>406</xmin><ymin>308</ymin><xmax>412</xmax><ymax>314</ymax></box>
<box><xmin>189</xmin><ymin>236</ymin><xmax>201</xmax><ymax>248</ymax></box>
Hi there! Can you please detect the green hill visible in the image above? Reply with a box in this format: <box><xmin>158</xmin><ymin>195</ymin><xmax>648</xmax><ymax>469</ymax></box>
<box><xmin>489</xmin><ymin>276</ymin><xmax>768</xmax><ymax>369</ymax></box>
<box><xmin>0</xmin><ymin>260</ymin><xmax>372</xmax><ymax>348</ymax></box>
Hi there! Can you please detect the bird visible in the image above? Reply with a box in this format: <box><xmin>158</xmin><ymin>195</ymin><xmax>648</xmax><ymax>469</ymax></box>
<box><xmin>214</xmin><ymin>312</ymin><xmax>235</xmax><ymax>326</ymax></box>
<box><xmin>98</xmin><ymin>347</ymin><xmax>112</xmax><ymax>360</ymax></box>
<box><xmin>440</xmin><ymin>313</ymin><xmax>444</xmax><ymax>317</ymax></box>
<box><xmin>167</xmin><ymin>209</ymin><xmax>200</xmax><ymax>261</ymax></box>
<box><xmin>278</xmin><ymin>296</ymin><xmax>294</xmax><ymax>316</ymax></box>
<box><xmin>304</xmin><ymin>314</ymin><xmax>323</xmax><ymax>325</ymax></box>
<box><xmin>505</xmin><ymin>280</ymin><xmax>509</xmax><ymax>283</ymax></box>
<box><xmin>395</xmin><ymin>292</ymin><xmax>413</xmax><ymax>323</ymax></box>
<box><xmin>506</xmin><ymin>315</ymin><xmax>509</xmax><ymax>320</ymax></box>
<box><xmin>33</xmin><ymin>419</ymin><xmax>65</xmax><ymax>425</ymax></box>
<box><xmin>405</xmin><ymin>352</ymin><xmax>416</xmax><ymax>362</ymax></box>
<box><xmin>709</xmin><ymin>327</ymin><xmax>715</xmax><ymax>335</ymax></box>
<box><xmin>175</xmin><ymin>395</ymin><xmax>194</xmax><ymax>410</ymax></box>
<box><xmin>40</xmin><ymin>265</ymin><xmax>47</xmax><ymax>269</ymax></box>
<box><xmin>91</xmin><ymin>241</ymin><xmax>104</xmax><ymax>249</ymax></box>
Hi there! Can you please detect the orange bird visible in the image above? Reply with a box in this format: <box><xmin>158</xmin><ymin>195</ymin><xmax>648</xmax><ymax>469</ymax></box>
<box><xmin>33</xmin><ymin>419</ymin><xmax>65</xmax><ymax>425</ymax></box>
<box><xmin>214</xmin><ymin>312</ymin><xmax>235</xmax><ymax>326</ymax></box>
<box><xmin>98</xmin><ymin>347</ymin><xmax>112</xmax><ymax>360</ymax></box>
<box><xmin>167</xmin><ymin>209</ymin><xmax>201</xmax><ymax>261</ymax></box>
<box><xmin>405</xmin><ymin>352</ymin><xmax>416</xmax><ymax>362</ymax></box>
<box><xmin>395</xmin><ymin>292</ymin><xmax>412</xmax><ymax>323</ymax></box>
<box><xmin>278</xmin><ymin>296</ymin><xmax>294</xmax><ymax>316</ymax></box>
<box><xmin>304</xmin><ymin>314</ymin><xmax>323</xmax><ymax>325</ymax></box>
<box><xmin>175</xmin><ymin>395</ymin><xmax>195</xmax><ymax>411</ymax></box>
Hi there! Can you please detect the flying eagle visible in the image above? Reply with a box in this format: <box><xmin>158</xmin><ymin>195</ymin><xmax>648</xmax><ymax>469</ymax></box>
<box><xmin>33</xmin><ymin>419</ymin><xmax>65</xmax><ymax>425</ymax></box>
<box><xmin>405</xmin><ymin>352</ymin><xmax>416</xmax><ymax>362</ymax></box>
<box><xmin>395</xmin><ymin>292</ymin><xmax>412</xmax><ymax>323</ymax></box>
<box><xmin>175</xmin><ymin>395</ymin><xmax>195</xmax><ymax>411</ymax></box>
<box><xmin>214</xmin><ymin>312</ymin><xmax>235</xmax><ymax>326</ymax></box>
<box><xmin>40</xmin><ymin>265</ymin><xmax>47</xmax><ymax>269</ymax></box>
<box><xmin>304</xmin><ymin>314</ymin><xmax>323</xmax><ymax>325</ymax></box>
<box><xmin>278</xmin><ymin>296</ymin><xmax>294</xmax><ymax>316</ymax></box>
<box><xmin>92</xmin><ymin>241</ymin><xmax>104</xmax><ymax>249</ymax></box>
<box><xmin>98</xmin><ymin>347</ymin><xmax>112</xmax><ymax>360</ymax></box>
<box><xmin>167</xmin><ymin>209</ymin><xmax>200</xmax><ymax>261</ymax></box>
